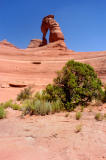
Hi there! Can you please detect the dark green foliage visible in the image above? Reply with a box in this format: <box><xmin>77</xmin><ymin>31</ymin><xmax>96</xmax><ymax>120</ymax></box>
<box><xmin>17</xmin><ymin>87</ymin><xmax>32</xmax><ymax>101</ymax></box>
<box><xmin>0</xmin><ymin>107</ymin><xmax>6</xmax><ymax>119</ymax></box>
<box><xmin>102</xmin><ymin>84</ymin><xmax>106</xmax><ymax>103</ymax></box>
<box><xmin>45</xmin><ymin>60</ymin><xmax>103</xmax><ymax>111</ymax></box>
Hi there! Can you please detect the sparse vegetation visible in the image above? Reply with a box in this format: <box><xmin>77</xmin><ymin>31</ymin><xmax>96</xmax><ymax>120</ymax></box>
<box><xmin>104</xmin><ymin>113</ymin><xmax>106</xmax><ymax>119</ymax></box>
<box><xmin>11</xmin><ymin>103</ymin><xmax>21</xmax><ymax>110</ymax></box>
<box><xmin>80</xmin><ymin>106</ymin><xmax>84</xmax><ymax>112</ymax></box>
<box><xmin>0</xmin><ymin>100</ymin><xmax>21</xmax><ymax>111</ymax></box>
<box><xmin>0</xmin><ymin>100</ymin><xmax>13</xmax><ymax>109</ymax></box>
<box><xmin>76</xmin><ymin>112</ymin><xmax>82</xmax><ymax>120</ymax></box>
<box><xmin>92</xmin><ymin>100</ymin><xmax>103</xmax><ymax>106</ymax></box>
<box><xmin>65</xmin><ymin>112</ymin><xmax>70</xmax><ymax>117</ymax></box>
<box><xmin>22</xmin><ymin>98</ymin><xmax>63</xmax><ymax>116</ymax></box>
<box><xmin>17</xmin><ymin>87</ymin><xmax>33</xmax><ymax>101</ymax></box>
<box><xmin>102</xmin><ymin>84</ymin><xmax>106</xmax><ymax>103</ymax></box>
<box><xmin>0</xmin><ymin>107</ymin><xmax>6</xmax><ymax>119</ymax></box>
<box><xmin>75</xmin><ymin>124</ymin><xmax>82</xmax><ymax>133</ymax></box>
<box><xmin>15</xmin><ymin>60</ymin><xmax>105</xmax><ymax>116</ymax></box>
<box><xmin>95</xmin><ymin>113</ymin><xmax>103</xmax><ymax>121</ymax></box>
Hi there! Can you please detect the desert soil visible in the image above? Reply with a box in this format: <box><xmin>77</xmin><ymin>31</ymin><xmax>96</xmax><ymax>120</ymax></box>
<box><xmin>0</xmin><ymin>105</ymin><xmax>106</xmax><ymax>160</ymax></box>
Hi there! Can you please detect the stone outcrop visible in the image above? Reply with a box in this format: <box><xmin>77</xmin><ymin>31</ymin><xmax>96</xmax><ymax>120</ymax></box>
<box><xmin>41</xmin><ymin>15</ymin><xmax>66</xmax><ymax>47</ymax></box>
<box><xmin>0</xmin><ymin>40</ymin><xmax>17</xmax><ymax>48</ymax></box>
<box><xmin>44</xmin><ymin>40</ymin><xmax>67</xmax><ymax>50</ymax></box>
<box><xmin>28</xmin><ymin>39</ymin><xmax>42</xmax><ymax>48</ymax></box>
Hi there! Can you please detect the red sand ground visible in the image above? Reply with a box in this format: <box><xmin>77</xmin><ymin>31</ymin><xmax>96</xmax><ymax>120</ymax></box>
<box><xmin>0</xmin><ymin>43</ymin><xmax>106</xmax><ymax>160</ymax></box>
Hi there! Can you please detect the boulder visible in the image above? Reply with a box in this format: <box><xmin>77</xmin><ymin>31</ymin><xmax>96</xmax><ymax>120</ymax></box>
<box><xmin>28</xmin><ymin>39</ymin><xmax>42</xmax><ymax>48</ymax></box>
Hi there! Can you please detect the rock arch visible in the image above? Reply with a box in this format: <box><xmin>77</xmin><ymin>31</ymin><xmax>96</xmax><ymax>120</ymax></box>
<box><xmin>41</xmin><ymin>15</ymin><xmax>65</xmax><ymax>46</ymax></box>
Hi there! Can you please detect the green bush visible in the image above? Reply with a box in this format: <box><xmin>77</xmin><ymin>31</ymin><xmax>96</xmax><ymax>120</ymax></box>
<box><xmin>17</xmin><ymin>87</ymin><xmax>33</xmax><ymax>101</ymax></box>
<box><xmin>76</xmin><ymin>112</ymin><xmax>82</xmax><ymax>120</ymax></box>
<box><xmin>45</xmin><ymin>60</ymin><xmax>103</xmax><ymax>111</ymax></box>
<box><xmin>0</xmin><ymin>107</ymin><xmax>6</xmax><ymax>119</ymax></box>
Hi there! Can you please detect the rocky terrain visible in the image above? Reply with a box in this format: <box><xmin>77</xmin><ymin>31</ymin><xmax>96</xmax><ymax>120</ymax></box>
<box><xmin>0</xmin><ymin>40</ymin><xmax>106</xmax><ymax>160</ymax></box>
<box><xmin>0</xmin><ymin>15</ymin><xmax>106</xmax><ymax>160</ymax></box>
<box><xmin>0</xmin><ymin>39</ymin><xmax>106</xmax><ymax>102</ymax></box>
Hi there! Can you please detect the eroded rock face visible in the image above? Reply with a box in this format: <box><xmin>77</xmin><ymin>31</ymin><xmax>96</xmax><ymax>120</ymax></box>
<box><xmin>0</xmin><ymin>40</ymin><xmax>17</xmax><ymax>48</ymax></box>
<box><xmin>28</xmin><ymin>39</ymin><xmax>42</xmax><ymax>48</ymax></box>
<box><xmin>41</xmin><ymin>15</ymin><xmax>65</xmax><ymax>46</ymax></box>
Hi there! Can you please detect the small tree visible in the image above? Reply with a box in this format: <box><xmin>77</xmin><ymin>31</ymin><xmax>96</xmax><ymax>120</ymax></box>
<box><xmin>45</xmin><ymin>60</ymin><xmax>103</xmax><ymax>110</ymax></box>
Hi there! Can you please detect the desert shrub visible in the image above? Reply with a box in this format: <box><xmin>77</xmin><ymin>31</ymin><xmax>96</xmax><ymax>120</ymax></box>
<box><xmin>0</xmin><ymin>107</ymin><xmax>6</xmax><ymax>119</ymax></box>
<box><xmin>45</xmin><ymin>60</ymin><xmax>103</xmax><ymax>111</ymax></box>
<box><xmin>1</xmin><ymin>100</ymin><xmax>13</xmax><ymax>109</ymax></box>
<box><xmin>76</xmin><ymin>112</ymin><xmax>82</xmax><ymax>120</ymax></box>
<box><xmin>17</xmin><ymin>87</ymin><xmax>33</xmax><ymax>101</ymax></box>
<box><xmin>22</xmin><ymin>99</ymin><xmax>51</xmax><ymax>116</ymax></box>
<box><xmin>34</xmin><ymin>91</ymin><xmax>49</xmax><ymax>101</ymax></box>
<box><xmin>75</xmin><ymin>124</ymin><xmax>82</xmax><ymax>133</ymax></box>
<box><xmin>11</xmin><ymin>103</ymin><xmax>21</xmax><ymax>110</ymax></box>
<box><xmin>51</xmin><ymin>100</ymin><xmax>64</xmax><ymax>113</ymax></box>
<box><xmin>22</xmin><ymin>98</ymin><xmax>63</xmax><ymax>116</ymax></box>
<box><xmin>0</xmin><ymin>100</ymin><xmax>21</xmax><ymax>111</ymax></box>
<box><xmin>102</xmin><ymin>84</ymin><xmax>106</xmax><ymax>103</ymax></box>
<box><xmin>95</xmin><ymin>113</ymin><xmax>103</xmax><ymax>121</ymax></box>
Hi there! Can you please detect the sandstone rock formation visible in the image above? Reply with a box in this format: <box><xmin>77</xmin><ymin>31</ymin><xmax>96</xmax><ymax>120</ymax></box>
<box><xmin>41</xmin><ymin>15</ymin><xmax>66</xmax><ymax>47</ymax></box>
<box><xmin>28</xmin><ymin>39</ymin><xmax>42</xmax><ymax>48</ymax></box>
<box><xmin>0</xmin><ymin>40</ymin><xmax>17</xmax><ymax>48</ymax></box>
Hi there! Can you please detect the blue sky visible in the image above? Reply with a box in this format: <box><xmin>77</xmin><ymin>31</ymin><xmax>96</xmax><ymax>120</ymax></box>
<box><xmin>0</xmin><ymin>0</ymin><xmax>105</xmax><ymax>51</ymax></box>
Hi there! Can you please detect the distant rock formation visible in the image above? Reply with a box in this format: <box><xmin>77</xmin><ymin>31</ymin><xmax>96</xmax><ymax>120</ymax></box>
<box><xmin>0</xmin><ymin>40</ymin><xmax>17</xmax><ymax>48</ymax></box>
<box><xmin>27</xmin><ymin>15</ymin><xmax>67</xmax><ymax>50</ymax></box>
<box><xmin>28</xmin><ymin>39</ymin><xmax>42</xmax><ymax>48</ymax></box>
<box><xmin>41</xmin><ymin>15</ymin><xmax>66</xmax><ymax>48</ymax></box>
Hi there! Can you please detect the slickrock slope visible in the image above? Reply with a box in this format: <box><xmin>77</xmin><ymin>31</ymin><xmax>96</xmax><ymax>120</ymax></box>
<box><xmin>0</xmin><ymin>41</ymin><xmax>106</xmax><ymax>102</ymax></box>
